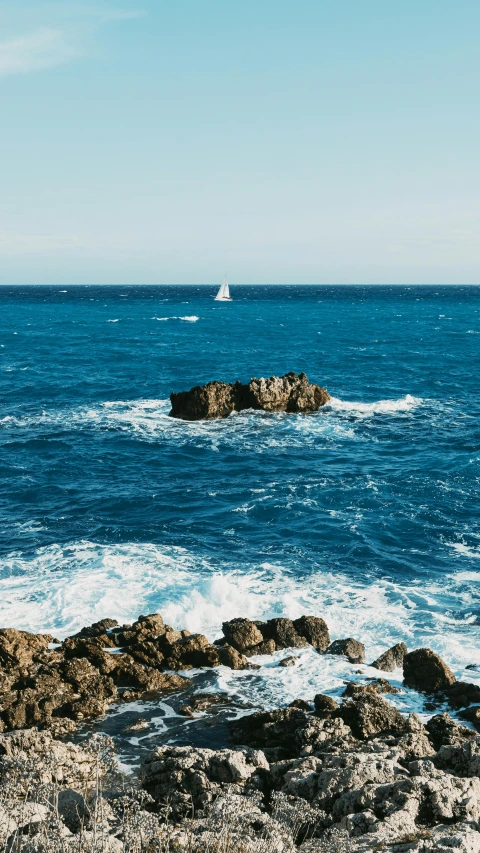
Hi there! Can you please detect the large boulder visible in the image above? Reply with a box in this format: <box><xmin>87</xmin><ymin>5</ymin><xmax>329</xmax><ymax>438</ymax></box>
<box><xmin>403</xmin><ymin>647</ymin><xmax>456</xmax><ymax>692</ymax></box>
<box><xmin>222</xmin><ymin>618</ymin><xmax>264</xmax><ymax>652</ymax></box>
<box><xmin>169</xmin><ymin>372</ymin><xmax>330</xmax><ymax>420</ymax></box>
<box><xmin>293</xmin><ymin>616</ymin><xmax>330</xmax><ymax>652</ymax></box>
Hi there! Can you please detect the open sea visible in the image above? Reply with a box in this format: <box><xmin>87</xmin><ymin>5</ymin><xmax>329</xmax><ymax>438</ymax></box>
<box><xmin>1</xmin><ymin>284</ymin><xmax>480</xmax><ymax>760</ymax></box>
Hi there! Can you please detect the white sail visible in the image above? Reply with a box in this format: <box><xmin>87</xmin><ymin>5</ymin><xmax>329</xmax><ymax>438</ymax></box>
<box><xmin>214</xmin><ymin>277</ymin><xmax>231</xmax><ymax>301</ymax></box>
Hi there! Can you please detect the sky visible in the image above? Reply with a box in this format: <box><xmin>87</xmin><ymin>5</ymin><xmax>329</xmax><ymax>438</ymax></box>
<box><xmin>0</xmin><ymin>0</ymin><xmax>479</xmax><ymax>285</ymax></box>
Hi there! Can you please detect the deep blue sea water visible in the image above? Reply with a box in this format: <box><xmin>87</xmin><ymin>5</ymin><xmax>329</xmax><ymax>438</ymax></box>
<box><xmin>1</xmin><ymin>284</ymin><xmax>480</xmax><ymax>749</ymax></box>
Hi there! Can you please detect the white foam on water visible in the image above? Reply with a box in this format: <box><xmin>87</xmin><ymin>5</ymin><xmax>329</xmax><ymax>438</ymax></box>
<box><xmin>1</xmin><ymin>540</ymin><xmax>479</xmax><ymax>716</ymax></box>
<box><xmin>448</xmin><ymin>543</ymin><xmax>480</xmax><ymax>560</ymax></box>
<box><xmin>151</xmin><ymin>315</ymin><xmax>199</xmax><ymax>322</ymax></box>
<box><xmin>328</xmin><ymin>394</ymin><xmax>422</xmax><ymax>416</ymax></box>
<box><xmin>107</xmin><ymin>319</ymin><xmax>120</xmax><ymax>323</ymax></box>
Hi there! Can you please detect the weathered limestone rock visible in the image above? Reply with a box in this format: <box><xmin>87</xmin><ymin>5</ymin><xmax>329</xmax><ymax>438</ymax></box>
<box><xmin>141</xmin><ymin>745</ymin><xmax>268</xmax><ymax>817</ymax></box>
<box><xmin>169</xmin><ymin>372</ymin><xmax>330</xmax><ymax>420</ymax></box>
<box><xmin>403</xmin><ymin>647</ymin><xmax>456</xmax><ymax>692</ymax></box>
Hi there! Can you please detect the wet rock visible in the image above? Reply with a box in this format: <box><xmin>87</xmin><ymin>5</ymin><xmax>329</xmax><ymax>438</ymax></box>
<box><xmin>179</xmin><ymin>693</ymin><xmax>230</xmax><ymax>717</ymax></box>
<box><xmin>74</xmin><ymin>618</ymin><xmax>119</xmax><ymax>638</ymax></box>
<box><xmin>426</xmin><ymin>713</ymin><xmax>476</xmax><ymax>750</ymax></box>
<box><xmin>279</xmin><ymin>656</ymin><xmax>296</xmax><ymax>667</ymax></box>
<box><xmin>327</xmin><ymin>638</ymin><xmax>366</xmax><ymax>664</ymax></box>
<box><xmin>293</xmin><ymin>616</ymin><xmax>330</xmax><ymax>652</ymax></box>
<box><xmin>218</xmin><ymin>643</ymin><xmax>253</xmax><ymax>670</ymax></box>
<box><xmin>244</xmin><ymin>639</ymin><xmax>277</xmax><ymax>657</ymax></box>
<box><xmin>443</xmin><ymin>680</ymin><xmax>480</xmax><ymax>708</ymax></box>
<box><xmin>403</xmin><ymin>648</ymin><xmax>456</xmax><ymax>692</ymax></box>
<box><xmin>370</xmin><ymin>642</ymin><xmax>407</xmax><ymax>672</ymax></box>
<box><xmin>169</xmin><ymin>372</ymin><xmax>330</xmax><ymax>420</ymax></box>
<box><xmin>289</xmin><ymin>699</ymin><xmax>312</xmax><ymax>711</ymax></box>
<box><xmin>262</xmin><ymin>618</ymin><xmax>307</xmax><ymax>650</ymax></box>
<box><xmin>222</xmin><ymin>619</ymin><xmax>264</xmax><ymax>652</ymax></box>
<box><xmin>338</xmin><ymin>692</ymin><xmax>408</xmax><ymax>740</ymax></box>
<box><xmin>165</xmin><ymin>634</ymin><xmax>221</xmax><ymax>669</ymax></box>
<box><xmin>314</xmin><ymin>694</ymin><xmax>339</xmax><ymax>716</ymax></box>
<box><xmin>342</xmin><ymin>678</ymin><xmax>400</xmax><ymax>698</ymax></box>
<box><xmin>459</xmin><ymin>706</ymin><xmax>480</xmax><ymax>729</ymax></box>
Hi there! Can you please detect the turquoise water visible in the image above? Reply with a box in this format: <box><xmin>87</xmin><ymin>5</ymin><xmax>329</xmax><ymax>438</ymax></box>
<box><xmin>1</xmin><ymin>284</ymin><xmax>480</xmax><ymax>729</ymax></box>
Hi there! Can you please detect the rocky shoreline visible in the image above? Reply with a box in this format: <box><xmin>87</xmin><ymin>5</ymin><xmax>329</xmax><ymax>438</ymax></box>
<box><xmin>1</xmin><ymin>612</ymin><xmax>480</xmax><ymax>850</ymax></box>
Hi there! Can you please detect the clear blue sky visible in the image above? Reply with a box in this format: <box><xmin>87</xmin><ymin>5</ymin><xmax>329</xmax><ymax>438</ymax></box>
<box><xmin>0</xmin><ymin>0</ymin><xmax>479</xmax><ymax>284</ymax></box>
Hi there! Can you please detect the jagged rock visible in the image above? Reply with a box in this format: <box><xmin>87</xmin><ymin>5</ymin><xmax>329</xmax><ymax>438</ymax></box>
<box><xmin>279</xmin><ymin>656</ymin><xmax>296</xmax><ymax>667</ymax></box>
<box><xmin>141</xmin><ymin>745</ymin><xmax>268</xmax><ymax>817</ymax></box>
<box><xmin>293</xmin><ymin>616</ymin><xmax>330</xmax><ymax>652</ymax></box>
<box><xmin>230</xmin><ymin>708</ymin><xmax>310</xmax><ymax>758</ymax></box>
<box><xmin>327</xmin><ymin>639</ymin><xmax>366</xmax><ymax>664</ymax></box>
<box><xmin>74</xmin><ymin>618</ymin><xmax>119</xmax><ymax>638</ymax></box>
<box><xmin>342</xmin><ymin>678</ymin><xmax>400</xmax><ymax>698</ymax></box>
<box><xmin>217</xmin><ymin>644</ymin><xmax>253</xmax><ymax>669</ymax></box>
<box><xmin>314</xmin><ymin>694</ymin><xmax>339</xmax><ymax>716</ymax></box>
<box><xmin>165</xmin><ymin>634</ymin><xmax>221</xmax><ymax>669</ymax></box>
<box><xmin>338</xmin><ymin>692</ymin><xmax>408</xmax><ymax>740</ymax></box>
<box><xmin>370</xmin><ymin>642</ymin><xmax>407</xmax><ymax>672</ymax></box>
<box><xmin>169</xmin><ymin>372</ymin><xmax>330</xmax><ymax>420</ymax></box>
<box><xmin>403</xmin><ymin>648</ymin><xmax>456</xmax><ymax>692</ymax></box>
<box><xmin>0</xmin><ymin>629</ymin><xmax>51</xmax><ymax>677</ymax></box>
<box><xmin>222</xmin><ymin>619</ymin><xmax>264</xmax><ymax>652</ymax></box>
<box><xmin>426</xmin><ymin>713</ymin><xmax>476</xmax><ymax>750</ymax></box>
<box><xmin>262</xmin><ymin>618</ymin><xmax>308</xmax><ymax>650</ymax></box>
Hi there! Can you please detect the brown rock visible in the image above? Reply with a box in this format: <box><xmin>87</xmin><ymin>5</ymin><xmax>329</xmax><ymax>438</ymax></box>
<box><xmin>342</xmin><ymin>678</ymin><xmax>400</xmax><ymax>698</ymax></box>
<box><xmin>217</xmin><ymin>644</ymin><xmax>253</xmax><ymax>670</ymax></box>
<box><xmin>169</xmin><ymin>372</ymin><xmax>330</xmax><ymax>421</ymax></box>
<box><xmin>166</xmin><ymin>634</ymin><xmax>221</xmax><ymax>669</ymax></box>
<box><xmin>74</xmin><ymin>618</ymin><xmax>119</xmax><ymax>638</ymax></box>
<box><xmin>314</xmin><ymin>694</ymin><xmax>339</xmax><ymax>716</ymax></box>
<box><xmin>426</xmin><ymin>712</ymin><xmax>475</xmax><ymax>749</ymax></box>
<box><xmin>262</xmin><ymin>618</ymin><xmax>307</xmax><ymax>650</ymax></box>
<box><xmin>339</xmin><ymin>692</ymin><xmax>408</xmax><ymax>739</ymax></box>
<box><xmin>278</xmin><ymin>656</ymin><xmax>296</xmax><ymax>667</ymax></box>
<box><xmin>293</xmin><ymin>615</ymin><xmax>330</xmax><ymax>651</ymax></box>
<box><xmin>371</xmin><ymin>642</ymin><xmax>407</xmax><ymax>672</ymax></box>
<box><xmin>327</xmin><ymin>638</ymin><xmax>366</xmax><ymax>664</ymax></box>
<box><xmin>403</xmin><ymin>648</ymin><xmax>456</xmax><ymax>692</ymax></box>
<box><xmin>221</xmin><ymin>618</ymin><xmax>264</xmax><ymax>652</ymax></box>
<box><xmin>0</xmin><ymin>629</ymin><xmax>50</xmax><ymax>677</ymax></box>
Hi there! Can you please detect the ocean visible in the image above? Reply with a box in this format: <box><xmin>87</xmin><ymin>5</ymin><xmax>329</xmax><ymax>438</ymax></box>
<box><xmin>1</xmin><ymin>284</ymin><xmax>479</xmax><ymax>760</ymax></box>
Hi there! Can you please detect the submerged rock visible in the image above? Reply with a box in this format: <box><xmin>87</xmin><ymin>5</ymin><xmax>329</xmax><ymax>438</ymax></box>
<box><xmin>169</xmin><ymin>372</ymin><xmax>330</xmax><ymax>420</ymax></box>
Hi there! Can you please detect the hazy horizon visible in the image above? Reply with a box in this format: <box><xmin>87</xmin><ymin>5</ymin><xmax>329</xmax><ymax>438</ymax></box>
<box><xmin>1</xmin><ymin>0</ymin><xmax>479</xmax><ymax>285</ymax></box>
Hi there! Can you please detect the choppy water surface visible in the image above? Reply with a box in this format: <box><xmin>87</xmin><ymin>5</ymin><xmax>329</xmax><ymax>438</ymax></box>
<box><xmin>1</xmin><ymin>285</ymin><xmax>479</xmax><ymax>762</ymax></box>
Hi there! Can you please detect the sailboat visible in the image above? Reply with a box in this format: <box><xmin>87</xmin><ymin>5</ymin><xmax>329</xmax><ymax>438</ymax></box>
<box><xmin>214</xmin><ymin>277</ymin><xmax>232</xmax><ymax>301</ymax></box>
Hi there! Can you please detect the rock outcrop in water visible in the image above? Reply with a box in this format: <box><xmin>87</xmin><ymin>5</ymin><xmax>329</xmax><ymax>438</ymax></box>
<box><xmin>169</xmin><ymin>372</ymin><xmax>331</xmax><ymax>420</ymax></box>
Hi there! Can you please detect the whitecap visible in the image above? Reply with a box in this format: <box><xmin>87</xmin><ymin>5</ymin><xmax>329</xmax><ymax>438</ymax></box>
<box><xmin>0</xmin><ymin>541</ymin><xmax>479</xmax><ymax>715</ymax></box>
<box><xmin>328</xmin><ymin>394</ymin><xmax>422</xmax><ymax>416</ymax></box>
<box><xmin>107</xmin><ymin>319</ymin><xmax>120</xmax><ymax>323</ymax></box>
